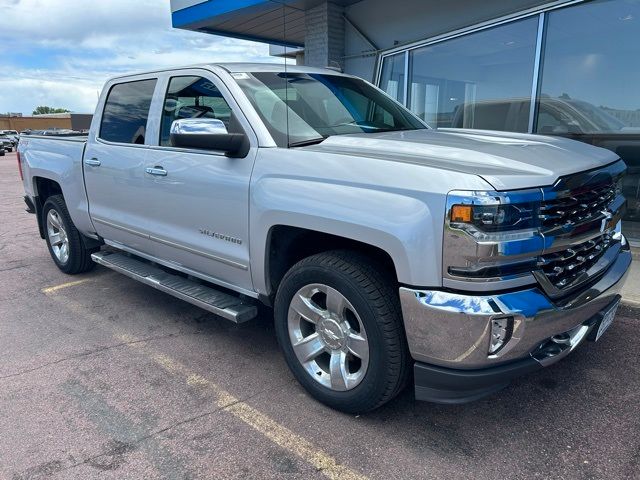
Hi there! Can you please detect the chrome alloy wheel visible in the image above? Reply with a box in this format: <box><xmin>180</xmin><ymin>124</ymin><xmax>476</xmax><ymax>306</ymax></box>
<box><xmin>287</xmin><ymin>283</ymin><xmax>369</xmax><ymax>391</ymax></box>
<box><xmin>46</xmin><ymin>209</ymin><xmax>70</xmax><ymax>264</ymax></box>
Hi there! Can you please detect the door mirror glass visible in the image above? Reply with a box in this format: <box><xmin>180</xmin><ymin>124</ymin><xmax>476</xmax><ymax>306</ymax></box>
<box><xmin>169</xmin><ymin>118</ymin><xmax>248</xmax><ymax>157</ymax></box>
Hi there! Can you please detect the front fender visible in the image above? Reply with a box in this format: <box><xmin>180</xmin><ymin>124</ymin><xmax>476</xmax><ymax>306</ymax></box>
<box><xmin>250</xmin><ymin>176</ymin><xmax>444</xmax><ymax>294</ymax></box>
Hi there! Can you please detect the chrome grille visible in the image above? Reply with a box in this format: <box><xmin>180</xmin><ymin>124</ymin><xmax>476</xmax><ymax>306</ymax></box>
<box><xmin>538</xmin><ymin>232</ymin><xmax>613</xmax><ymax>290</ymax></box>
<box><xmin>539</xmin><ymin>181</ymin><xmax>617</xmax><ymax>230</ymax></box>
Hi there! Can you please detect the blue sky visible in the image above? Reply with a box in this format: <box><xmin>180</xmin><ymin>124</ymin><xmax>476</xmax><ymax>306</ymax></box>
<box><xmin>0</xmin><ymin>0</ymin><xmax>277</xmax><ymax>115</ymax></box>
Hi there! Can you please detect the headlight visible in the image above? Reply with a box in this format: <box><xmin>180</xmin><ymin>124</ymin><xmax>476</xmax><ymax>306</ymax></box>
<box><xmin>443</xmin><ymin>189</ymin><xmax>545</xmax><ymax>290</ymax></box>
<box><xmin>451</xmin><ymin>203</ymin><xmax>539</xmax><ymax>232</ymax></box>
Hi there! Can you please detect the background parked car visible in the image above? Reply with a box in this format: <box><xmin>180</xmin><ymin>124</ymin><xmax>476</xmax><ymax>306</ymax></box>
<box><xmin>0</xmin><ymin>135</ymin><xmax>13</xmax><ymax>152</ymax></box>
<box><xmin>0</xmin><ymin>130</ymin><xmax>19</xmax><ymax>144</ymax></box>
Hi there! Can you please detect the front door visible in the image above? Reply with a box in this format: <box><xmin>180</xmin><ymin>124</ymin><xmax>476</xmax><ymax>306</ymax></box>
<box><xmin>142</xmin><ymin>73</ymin><xmax>256</xmax><ymax>293</ymax></box>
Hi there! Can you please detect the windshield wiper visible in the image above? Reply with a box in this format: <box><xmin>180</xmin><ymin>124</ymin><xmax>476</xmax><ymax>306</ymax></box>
<box><xmin>288</xmin><ymin>137</ymin><xmax>326</xmax><ymax>148</ymax></box>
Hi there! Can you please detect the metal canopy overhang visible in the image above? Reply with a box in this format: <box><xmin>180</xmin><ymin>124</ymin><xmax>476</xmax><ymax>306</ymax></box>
<box><xmin>171</xmin><ymin>0</ymin><xmax>362</xmax><ymax>47</ymax></box>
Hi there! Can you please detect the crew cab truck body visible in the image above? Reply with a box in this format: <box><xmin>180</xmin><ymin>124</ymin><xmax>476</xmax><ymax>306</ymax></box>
<box><xmin>18</xmin><ymin>64</ymin><xmax>631</xmax><ymax>412</ymax></box>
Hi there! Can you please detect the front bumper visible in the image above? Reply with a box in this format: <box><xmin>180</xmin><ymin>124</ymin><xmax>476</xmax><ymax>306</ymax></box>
<box><xmin>400</xmin><ymin>243</ymin><xmax>631</xmax><ymax>403</ymax></box>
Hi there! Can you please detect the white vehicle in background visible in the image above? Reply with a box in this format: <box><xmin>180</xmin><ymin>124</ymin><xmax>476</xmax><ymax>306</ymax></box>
<box><xmin>0</xmin><ymin>130</ymin><xmax>19</xmax><ymax>145</ymax></box>
<box><xmin>17</xmin><ymin>64</ymin><xmax>631</xmax><ymax>412</ymax></box>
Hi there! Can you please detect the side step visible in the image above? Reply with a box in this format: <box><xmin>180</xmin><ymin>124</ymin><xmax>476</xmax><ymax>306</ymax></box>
<box><xmin>91</xmin><ymin>251</ymin><xmax>258</xmax><ymax>323</ymax></box>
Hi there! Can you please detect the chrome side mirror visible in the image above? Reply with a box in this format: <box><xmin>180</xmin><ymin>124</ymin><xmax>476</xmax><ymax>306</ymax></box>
<box><xmin>170</xmin><ymin>118</ymin><xmax>229</xmax><ymax>135</ymax></box>
<box><xmin>169</xmin><ymin>118</ymin><xmax>249</xmax><ymax>157</ymax></box>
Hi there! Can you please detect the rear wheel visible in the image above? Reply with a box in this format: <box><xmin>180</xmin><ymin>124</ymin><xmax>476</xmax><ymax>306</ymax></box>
<box><xmin>42</xmin><ymin>195</ymin><xmax>97</xmax><ymax>274</ymax></box>
<box><xmin>274</xmin><ymin>250</ymin><xmax>410</xmax><ymax>413</ymax></box>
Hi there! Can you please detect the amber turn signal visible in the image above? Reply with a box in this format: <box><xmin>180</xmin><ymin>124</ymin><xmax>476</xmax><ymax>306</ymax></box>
<box><xmin>451</xmin><ymin>205</ymin><xmax>472</xmax><ymax>223</ymax></box>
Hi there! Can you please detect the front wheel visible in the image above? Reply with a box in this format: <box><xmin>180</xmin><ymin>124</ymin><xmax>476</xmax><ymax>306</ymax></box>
<box><xmin>274</xmin><ymin>251</ymin><xmax>410</xmax><ymax>413</ymax></box>
<box><xmin>42</xmin><ymin>195</ymin><xmax>96</xmax><ymax>274</ymax></box>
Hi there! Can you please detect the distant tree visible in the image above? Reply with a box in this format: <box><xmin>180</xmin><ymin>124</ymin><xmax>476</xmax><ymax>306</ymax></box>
<box><xmin>32</xmin><ymin>106</ymin><xmax>71</xmax><ymax>115</ymax></box>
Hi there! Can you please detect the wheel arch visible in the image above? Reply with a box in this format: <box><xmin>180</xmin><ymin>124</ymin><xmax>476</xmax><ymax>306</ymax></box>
<box><xmin>261</xmin><ymin>224</ymin><xmax>402</xmax><ymax>302</ymax></box>
<box><xmin>32</xmin><ymin>176</ymin><xmax>64</xmax><ymax>239</ymax></box>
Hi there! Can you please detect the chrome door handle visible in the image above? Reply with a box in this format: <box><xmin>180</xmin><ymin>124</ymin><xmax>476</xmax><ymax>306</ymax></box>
<box><xmin>85</xmin><ymin>158</ymin><xmax>101</xmax><ymax>166</ymax></box>
<box><xmin>145</xmin><ymin>167</ymin><xmax>168</xmax><ymax>176</ymax></box>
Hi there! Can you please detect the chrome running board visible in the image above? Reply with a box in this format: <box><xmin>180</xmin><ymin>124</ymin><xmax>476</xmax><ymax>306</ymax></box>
<box><xmin>91</xmin><ymin>251</ymin><xmax>257</xmax><ymax>323</ymax></box>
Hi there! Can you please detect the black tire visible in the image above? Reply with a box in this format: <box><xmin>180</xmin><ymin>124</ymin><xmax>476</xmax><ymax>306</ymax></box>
<box><xmin>274</xmin><ymin>250</ymin><xmax>410</xmax><ymax>413</ymax></box>
<box><xmin>42</xmin><ymin>195</ymin><xmax>97</xmax><ymax>274</ymax></box>
<box><xmin>0</xmin><ymin>150</ymin><xmax>4</xmax><ymax>156</ymax></box>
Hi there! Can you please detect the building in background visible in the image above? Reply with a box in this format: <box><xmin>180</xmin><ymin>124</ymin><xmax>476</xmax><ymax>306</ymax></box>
<box><xmin>0</xmin><ymin>113</ymin><xmax>92</xmax><ymax>132</ymax></box>
<box><xmin>171</xmin><ymin>0</ymin><xmax>640</xmax><ymax>244</ymax></box>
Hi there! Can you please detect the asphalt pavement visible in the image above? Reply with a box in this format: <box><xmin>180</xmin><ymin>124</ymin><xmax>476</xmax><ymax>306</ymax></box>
<box><xmin>0</xmin><ymin>152</ymin><xmax>639</xmax><ymax>479</ymax></box>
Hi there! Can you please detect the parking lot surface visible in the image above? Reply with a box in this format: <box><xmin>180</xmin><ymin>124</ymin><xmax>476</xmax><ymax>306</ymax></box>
<box><xmin>1</xmin><ymin>151</ymin><xmax>639</xmax><ymax>479</ymax></box>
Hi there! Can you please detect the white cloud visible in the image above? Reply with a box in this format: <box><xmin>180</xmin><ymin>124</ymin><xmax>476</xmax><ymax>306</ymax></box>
<box><xmin>0</xmin><ymin>75</ymin><xmax>100</xmax><ymax>114</ymax></box>
<box><xmin>0</xmin><ymin>0</ymin><xmax>281</xmax><ymax>114</ymax></box>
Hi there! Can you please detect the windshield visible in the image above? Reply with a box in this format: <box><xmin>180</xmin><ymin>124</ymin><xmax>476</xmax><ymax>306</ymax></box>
<box><xmin>233</xmin><ymin>72</ymin><xmax>426</xmax><ymax>147</ymax></box>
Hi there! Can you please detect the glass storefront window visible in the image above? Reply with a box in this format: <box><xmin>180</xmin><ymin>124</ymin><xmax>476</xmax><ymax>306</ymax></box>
<box><xmin>539</xmin><ymin>0</ymin><xmax>640</xmax><ymax>241</ymax></box>
<box><xmin>376</xmin><ymin>0</ymin><xmax>640</xmax><ymax>243</ymax></box>
<box><xmin>379</xmin><ymin>53</ymin><xmax>406</xmax><ymax>103</ymax></box>
<box><xmin>407</xmin><ymin>17</ymin><xmax>538</xmax><ymax>131</ymax></box>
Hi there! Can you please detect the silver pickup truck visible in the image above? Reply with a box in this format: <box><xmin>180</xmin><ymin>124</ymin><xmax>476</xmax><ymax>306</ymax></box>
<box><xmin>18</xmin><ymin>64</ymin><xmax>631</xmax><ymax>412</ymax></box>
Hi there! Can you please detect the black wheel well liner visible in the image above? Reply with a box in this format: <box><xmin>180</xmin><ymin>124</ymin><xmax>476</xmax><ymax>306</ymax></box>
<box><xmin>265</xmin><ymin>225</ymin><xmax>398</xmax><ymax>301</ymax></box>
<box><xmin>32</xmin><ymin>177</ymin><xmax>63</xmax><ymax>239</ymax></box>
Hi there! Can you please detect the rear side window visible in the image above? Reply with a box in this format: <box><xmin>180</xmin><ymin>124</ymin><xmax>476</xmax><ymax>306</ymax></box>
<box><xmin>100</xmin><ymin>79</ymin><xmax>157</xmax><ymax>144</ymax></box>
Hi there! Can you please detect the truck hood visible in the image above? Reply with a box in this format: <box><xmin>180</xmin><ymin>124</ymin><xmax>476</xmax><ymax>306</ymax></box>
<box><xmin>307</xmin><ymin>128</ymin><xmax>620</xmax><ymax>190</ymax></box>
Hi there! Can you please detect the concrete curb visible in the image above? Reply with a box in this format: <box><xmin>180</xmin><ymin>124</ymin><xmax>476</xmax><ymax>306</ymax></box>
<box><xmin>621</xmin><ymin>299</ymin><xmax>640</xmax><ymax>313</ymax></box>
<box><xmin>620</xmin><ymin>295</ymin><xmax>640</xmax><ymax>320</ymax></box>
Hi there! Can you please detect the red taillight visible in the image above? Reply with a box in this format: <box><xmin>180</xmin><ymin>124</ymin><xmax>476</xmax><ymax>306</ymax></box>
<box><xmin>16</xmin><ymin>150</ymin><xmax>23</xmax><ymax>181</ymax></box>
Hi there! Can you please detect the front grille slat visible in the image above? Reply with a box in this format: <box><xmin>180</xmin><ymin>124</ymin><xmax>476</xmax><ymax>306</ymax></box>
<box><xmin>537</xmin><ymin>171</ymin><xmax>622</xmax><ymax>293</ymax></box>
<box><xmin>538</xmin><ymin>232</ymin><xmax>614</xmax><ymax>291</ymax></box>
<box><xmin>539</xmin><ymin>181</ymin><xmax>617</xmax><ymax>231</ymax></box>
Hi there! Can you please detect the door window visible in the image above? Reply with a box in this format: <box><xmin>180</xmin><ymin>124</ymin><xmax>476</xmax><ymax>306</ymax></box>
<box><xmin>99</xmin><ymin>79</ymin><xmax>157</xmax><ymax>144</ymax></box>
<box><xmin>160</xmin><ymin>76</ymin><xmax>233</xmax><ymax>146</ymax></box>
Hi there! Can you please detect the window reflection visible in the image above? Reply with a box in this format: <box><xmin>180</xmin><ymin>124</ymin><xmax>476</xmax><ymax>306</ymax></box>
<box><xmin>379</xmin><ymin>53</ymin><xmax>406</xmax><ymax>103</ymax></box>
<box><xmin>539</xmin><ymin>0</ymin><xmax>640</xmax><ymax>240</ymax></box>
<box><xmin>407</xmin><ymin>17</ymin><xmax>538</xmax><ymax>132</ymax></box>
<box><xmin>100</xmin><ymin>79</ymin><xmax>157</xmax><ymax>144</ymax></box>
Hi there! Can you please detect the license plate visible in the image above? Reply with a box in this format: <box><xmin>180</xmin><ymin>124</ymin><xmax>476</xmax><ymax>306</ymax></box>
<box><xmin>595</xmin><ymin>300</ymin><xmax>620</xmax><ymax>341</ymax></box>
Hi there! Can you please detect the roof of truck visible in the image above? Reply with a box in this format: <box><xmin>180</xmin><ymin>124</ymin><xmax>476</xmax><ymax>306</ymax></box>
<box><xmin>109</xmin><ymin>63</ymin><xmax>344</xmax><ymax>81</ymax></box>
<box><xmin>216</xmin><ymin>62</ymin><xmax>341</xmax><ymax>74</ymax></box>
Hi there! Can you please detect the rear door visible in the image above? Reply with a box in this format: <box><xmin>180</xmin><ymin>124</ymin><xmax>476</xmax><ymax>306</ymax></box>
<box><xmin>84</xmin><ymin>77</ymin><xmax>158</xmax><ymax>254</ymax></box>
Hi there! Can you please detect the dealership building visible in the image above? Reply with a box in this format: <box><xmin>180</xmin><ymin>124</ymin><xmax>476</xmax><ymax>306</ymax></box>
<box><xmin>171</xmin><ymin>0</ymin><xmax>640</xmax><ymax>244</ymax></box>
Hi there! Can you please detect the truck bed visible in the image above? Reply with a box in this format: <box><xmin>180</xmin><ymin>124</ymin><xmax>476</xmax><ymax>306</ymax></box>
<box><xmin>20</xmin><ymin>135</ymin><xmax>94</xmax><ymax>236</ymax></box>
